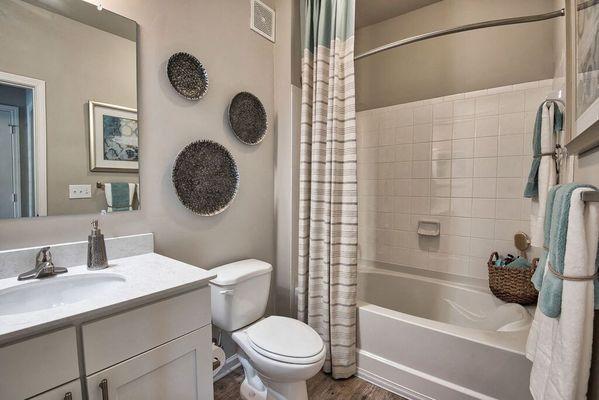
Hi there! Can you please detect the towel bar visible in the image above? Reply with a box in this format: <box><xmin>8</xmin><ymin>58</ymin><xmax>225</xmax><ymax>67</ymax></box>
<box><xmin>581</xmin><ymin>191</ymin><xmax>599</xmax><ymax>202</ymax></box>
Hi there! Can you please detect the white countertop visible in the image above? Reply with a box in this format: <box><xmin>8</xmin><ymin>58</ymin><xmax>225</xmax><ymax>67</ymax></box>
<box><xmin>0</xmin><ymin>252</ymin><xmax>216</xmax><ymax>345</ymax></box>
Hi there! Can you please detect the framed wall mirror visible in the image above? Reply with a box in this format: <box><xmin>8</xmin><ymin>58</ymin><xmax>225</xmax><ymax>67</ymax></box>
<box><xmin>565</xmin><ymin>0</ymin><xmax>599</xmax><ymax>154</ymax></box>
<box><xmin>0</xmin><ymin>0</ymin><xmax>139</xmax><ymax>219</ymax></box>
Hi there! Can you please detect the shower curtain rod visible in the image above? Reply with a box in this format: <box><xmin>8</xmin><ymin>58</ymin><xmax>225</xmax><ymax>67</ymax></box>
<box><xmin>354</xmin><ymin>9</ymin><xmax>565</xmax><ymax>61</ymax></box>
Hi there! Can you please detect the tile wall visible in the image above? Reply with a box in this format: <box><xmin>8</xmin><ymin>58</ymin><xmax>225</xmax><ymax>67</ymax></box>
<box><xmin>357</xmin><ymin>79</ymin><xmax>555</xmax><ymax>280</ymax></box>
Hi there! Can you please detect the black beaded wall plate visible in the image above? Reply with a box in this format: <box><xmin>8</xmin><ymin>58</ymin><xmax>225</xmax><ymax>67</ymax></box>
<box><xmin>172</xmin><ymin>140</ymin><xmax>239</xmax><ymax>216</ymax></box>
<box><xmin>167</xmin><ymin>52</ymin><xmax>209</xmax><ymax>100</ymax></box>
<box><xmin>228</xmin><ymin>92</ymin><xmax>267</xmax><ymax>145</ymax></box>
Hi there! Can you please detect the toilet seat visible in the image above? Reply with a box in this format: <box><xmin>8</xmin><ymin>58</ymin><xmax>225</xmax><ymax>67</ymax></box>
<box><xmin>246</xmin><ymin>316</ymin><xmax>325</xmax><ymax>365</ymax></box>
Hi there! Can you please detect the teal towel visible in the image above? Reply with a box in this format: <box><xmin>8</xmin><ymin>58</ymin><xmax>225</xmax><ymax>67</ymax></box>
<box><xmin>533</xmin><ymin>183</ymin><xmax>597</xmax><ymax>317</ymax></box>
<box><xmin>506</xmin><ymin>257</ymin><xmax>531</xmax><ymax>269</ymax></box>
<box><xmin>111</xmin><ymin>182</ymin><xmax>132</xmax><ymax>211</ymax></box>
<box><xmin>523</xmin><ymin>101</ymin><xmax>563</xmax><ymax>198</ymax></box>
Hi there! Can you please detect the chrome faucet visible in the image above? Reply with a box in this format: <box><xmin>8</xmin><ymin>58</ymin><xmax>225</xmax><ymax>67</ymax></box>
<box><xmin>17</xmin><ymin>247</ymin><xmax>68</xmax><ymax>280</ymax></box>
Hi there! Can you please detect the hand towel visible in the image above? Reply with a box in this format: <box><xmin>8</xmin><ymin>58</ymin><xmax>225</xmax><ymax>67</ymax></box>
<box><xmin>526</xmin><ymin>187</ymin><xmax>599</xmax><ymax>400</ymax></box>
<box><xmin>526</xmin><ymin>101</ymin><xmax>563</xmax><ymax>248</ymax></box>
<box><xmin>104</xmin><ymin>182</ymin><xmax>137</xmax><ymax>212</ymax></box>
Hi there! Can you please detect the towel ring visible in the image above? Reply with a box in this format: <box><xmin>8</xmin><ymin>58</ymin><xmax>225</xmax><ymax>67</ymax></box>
<box><xmin>548</xmin><ymin>261</ymin><xmax>599</xmax><ymax>281</ymax></box>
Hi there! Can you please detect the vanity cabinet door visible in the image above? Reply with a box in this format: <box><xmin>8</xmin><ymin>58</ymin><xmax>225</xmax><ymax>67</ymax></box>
<box><xmin>28</xmin><ymin>380</ymin><xmax>82</xmax><ymax>400</ymax></box>
<box><xmin>86</xmin><ymin>325</ymin><xmax>213</xmax><ymax>400</ymax></box>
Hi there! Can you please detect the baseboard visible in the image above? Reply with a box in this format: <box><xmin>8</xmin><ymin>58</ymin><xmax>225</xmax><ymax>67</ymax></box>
<box><xmin>213</xmin><ymin>354</ymin><xmax>241</xmax><ymax>382</ymax></box>
<box><xmin>357</xmin><ymin>349</ymin><xmax>495</xmax><ymax>400</ymax></box>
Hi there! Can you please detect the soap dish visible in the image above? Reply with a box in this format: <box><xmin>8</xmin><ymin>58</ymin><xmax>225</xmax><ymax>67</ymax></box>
<box><xmin>417</xmin><ymin>220</ymin><xmax>440</xmax><ymax>237</ymax></box>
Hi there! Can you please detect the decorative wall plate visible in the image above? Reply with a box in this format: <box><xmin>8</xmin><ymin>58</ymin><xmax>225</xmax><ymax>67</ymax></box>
<box><xmin>172</xmin><ymin>140</ymin><xmax>239</xmax><ymax>216</ymax></box>
<box><xmin>228</xmin><ymin>92</ymin><xmax>267</xmax><ymax>145</ymax></box>
<box><xmin>167</xmin><ymin>52</ymin><xmax>209</xmax><ymax>100</ymax></box>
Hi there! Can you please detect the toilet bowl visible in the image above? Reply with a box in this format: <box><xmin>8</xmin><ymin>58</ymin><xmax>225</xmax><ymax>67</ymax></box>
<box><xmin>209</xmin><ymin>260</ymin><xmax>326</xmax><ymax>400</ymax></box>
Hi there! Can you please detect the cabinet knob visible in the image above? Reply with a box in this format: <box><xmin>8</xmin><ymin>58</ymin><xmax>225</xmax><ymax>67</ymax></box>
<box><xmin>64</xmin><ymin>393</ymin><xmax>72</xmax><ymax>400</ymax></box>
<box><xmin>99</xmin><ymin>379</ymin><xmax>109</xmax><ymax>400</ymax></box>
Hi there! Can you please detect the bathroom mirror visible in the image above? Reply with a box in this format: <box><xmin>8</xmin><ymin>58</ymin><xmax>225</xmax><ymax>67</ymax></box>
<box><xmin>0</xmin><ymin>0</ymin><xmax>139</xmax><ymax>218</ymax></box>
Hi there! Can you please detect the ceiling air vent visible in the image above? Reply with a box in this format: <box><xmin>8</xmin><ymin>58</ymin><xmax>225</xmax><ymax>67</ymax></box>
<box><xmin>251</xmin><ymin>0</ymin><xmax>275</xmax><ymax>42</ymax></box>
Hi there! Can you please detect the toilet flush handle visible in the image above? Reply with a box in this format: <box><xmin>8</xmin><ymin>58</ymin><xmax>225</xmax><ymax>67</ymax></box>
<box><xmin>219</xmin><ymin>289</ymin><xmax>234</xmax><ymax>296</ymax></box>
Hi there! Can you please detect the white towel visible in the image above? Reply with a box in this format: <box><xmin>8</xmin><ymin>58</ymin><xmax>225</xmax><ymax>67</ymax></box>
<box><xmin>530</xmin><ymin>103</ymin><xmax>558</xmax><ymax>248</ymax></box>
<box><xmin>104</xmin><ymin>183</ymin><xmax>137</xmax><ymax>213</ymax></box>
<box><xmin>527</xmin><ymin>187</ymin><xmax>598</xmax><ymax>399</ymax></box>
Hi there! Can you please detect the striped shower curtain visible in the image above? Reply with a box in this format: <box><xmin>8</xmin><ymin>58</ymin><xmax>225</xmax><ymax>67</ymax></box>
<box><xmin>297</xmin><ymin>0</ymin><xmax>357</xmax><ymax>379</ymax></box>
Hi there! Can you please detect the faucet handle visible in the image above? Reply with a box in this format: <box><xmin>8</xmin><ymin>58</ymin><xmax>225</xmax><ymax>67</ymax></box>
<box><xmin>36</xmin><ymin>246</ymin><xmax>52</xmax><ymax>263</ymax></box>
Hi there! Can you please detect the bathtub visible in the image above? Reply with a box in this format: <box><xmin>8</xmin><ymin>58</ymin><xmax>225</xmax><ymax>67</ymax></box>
<box><xmin>356</xmin><ymin>266</ymin><xmax>534</xmax><ymax>400</ymax></box>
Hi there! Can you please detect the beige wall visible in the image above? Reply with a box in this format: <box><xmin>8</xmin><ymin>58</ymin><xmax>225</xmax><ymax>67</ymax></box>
<box><xmin>355</xmin><ymin>0</ymin><xmax>559</xmax><ymax>111</ymax></box>
<box><xmin>0</xmin><ymin>0</ymin><xmax>138</xmax><ymax>215</ymax></box>
<box><xmin>0</xmin><ymin>0</ymin><xmax>276</xmax><ymax>281</ymax></box>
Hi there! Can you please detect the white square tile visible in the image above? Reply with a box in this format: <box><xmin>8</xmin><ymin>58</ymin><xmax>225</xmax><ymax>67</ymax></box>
<box><xmin>411</xmin><ymin>179</ymin><xmax>430</xmax><ymax>196</ymax></box>
<box><xmin>468</xmin><ymin>256</ymin><xmax>490</xmax><ymax>279</ymax></box>
<box><xmin>376</xmin><ymin>212</ymin><xmax>393</xmax><ymax>229</ymax></box>
<box><xmin>471</xmin><ymin>198</ymin><xmax>496</xmax><ymax>218</ymax></box>
<box><xmin>521</xmin><ymin>197</ymin><xmax>532</xmax><ymax>220</ymax></box>
<box><xmin>413</xmin><ymin>142</ymin><xmax>432</xmax><ymax>160</ymax></box>
<box><xmin>524</xmin><ymin>112</ymin><xmax>536</xmax><ymax>135</ymax></box>
<box><xmin>451</xmin><ymin>198</ymin><xmax>472</xmax><ymax>217</ymax></box>
<box><xmin>379</xmin><ymin>129</ymin><xmax>396</xmax><ymax>146</ymax></box>
<box><xmin>432</xmin><ymin>160</ymin><xmax>451</xmax><ymax>178</ymax></box>
<box><xmin>396</xmin><ymin>126</ymin><xmax>414</xmax><ymax>143</ymax></box>
<box><xmin>393</xmin><ymin>213</ymin><xmax>411</xmax><ymax>230</ymax></box>
<box><xmin>411</xmin><ymin>197</ymin><xmax>430</xmax><ymax>215</ymax></box>
<box><xmin>499</xmin><ymin>91</ymin><xmax>525</xmax><ymax>114</ymax></box>
<box><xmin>414</xmin><ymin>105</ymin><xmax>433</xmax><ymax>124</ymax></box>
<box><xmin>449</xmin><ymin>217</ymin><xmax>471</xmax><ymax>236</ymax></box>
<box><xmin>471</xmin><ymin>218</ymin><xmax>495</xmax><ymax>239</ymax></box>
<box><xmin>498</xmin><ymin>134</ymin><xmax>524</xmax><ymax>156</ymax></box>
<box><xmin>378</xmin><ymin>147</ymin><xmax>395</xmax><ymax>162</ymax></box>
<box><xmin>394</xmin><ymin>179</ymin><xmax>411</xmax><ymax>196</ymax></box>
<box><xmin>447</xmin><ymin>236</ymin><xmax>472</xmax><ymax>256</ymax></box>
<box><xmin>496</xmin><ymin>199</ymin><xmax>522</xmax><ymax>219</ymax></box>
<box><xmin>393</xmin><ymin>196</ymin><xmax>411</xmax><ymax>214</ymax></box>
<box><xmin>522</xmin><ymin>134</ymin><xmax>533</xmax><ymax>155</ymax></box>
<box><xmin>453</xmin><ymin>118</ymin><xmax>475</xmax><ymax>139</ymax></box>
<box><xmin>409</xmin><ymin>249</ymin><xmax>430</xmax><ymax>269</ymax></box>
<box><xmin>474</xmin><ymin>137</ymin><xmax>498</xmax><ymax>157</ymax></box>
<box><xmin>395</xmin><ymin>144</ymin><xmax>413</xmax><ymax>161</ymax></box>
<box><xmin>433</xmin><ymin>121</ymin><xmax>453</xmax><ymax>141</ymax></box>
<box><xmin>454</xmin><ymin>99</ymin><xmax>475</xmax><ymax>118</ymax></box>
<box><xmin>413</xmin><ymin>124</ymin><xmax>433</xmax><ymax>143</ymax></box>
<box><xmin>475</xmin><ymin>116</ymin><xmax>499</xmax><ymax>137</ymax></box>
<box><xmin>378</xmin><ymin>163</ymin><xmax>394</xmax><ymax>179</ymax></box>
<box><xmin>432</xmin><ymin>140</ymin><xmax>452</xmax><ymax>160</ymax></box>
<box><xmin>472</xmin><ymin>177</ymin><xmax>497</xmax><ymax>198</ymax></box>
<box><xmin>431</xmin><ymin>197</ymin><xmax>451</xmax><ymax>216</ymax></box>
<box><xmin>497</xmin><ymin>177</ymin><xmax>523</xmax><ymax>198</ymax></box>
<box><xmin>451</xmin><ymin>159</ymin><xmax>473</xmax><ymax>178</ymax></box>
<box><xmin>473</xmin><ymin>157</ymin><xmax>497</xmax><ymax>177</ymax></box>
<box><xmin>377</xmin><ymin>196</ymin><xmax>394</xmax><ymax>213</ymax></box>
<box><xmin>378</xmin><ymin>180</ymin><xmax>394</xmax><ymax>196</ymax></box>
<box><xmin>431</xmin><ymin>179</ymin><xmax>451</xmax><ymax>197</ymax></box>
<box><xmin>452</xmin><ymin>138</ymin><xmax>474</xmax><ymax>158</ymax></box>
<box><xmin>499</xmin><ymin>113</ymin><xmax>525</xmax><ymax>135</ymax></box>
<box><xmin>525</xmin><ymin>87</ymin><xmax>552</xmax><ymax>111</ymax></box>
<box><xmin>394</xmin><ymin>162</ymin><xmax>412</xmax><ymax>179</ymax></box>
<box><xmin>412</xmin><ymin>161</ymin><xmax>431</xmax><ymax>178</ymax></box>
<box><xmin>493</xmin><ymin>239</ymin><xmax>514</xmax><ymax>257</ymax></box>
<box><xmin>513</xmin><ymin>81</ymin><xmax>539</xmax><ymax>91</ymax></box>
<box><xmin>395</xmin><ymin>108</ymin><xmax>414</xmax><ymax>127</ymax></box>
<box><xmin>362</xmin><ymin>131</ymin><xmax>379</xmax><ymax>147</ymax></box>
<box><xmin>433</xmin><ymin>102</ymin><xmax>453</xmax><ymax>120</ymax></box>
<box><xmin>497</xmin><ymin>156</ymin><xmax>522</xmax><ymax>178</ymax></box>
<box><xmin>494</xmin><ymin>219</ymin><xmax>521</xmax><ymax>241</ymax></box>
<box><xmin>451</xmin><ymin>178</ymin><xmax>473</xmax><ymax>197</ymax></box>
<box><xmin>475</xmin><ymin>95</ymin><xmax>499</xmax><ymax>116</ymax></box>
<box><xmin>470</xmin><ymin>237</ymin><xmax>495</xmax><ymax>258</ymax></box>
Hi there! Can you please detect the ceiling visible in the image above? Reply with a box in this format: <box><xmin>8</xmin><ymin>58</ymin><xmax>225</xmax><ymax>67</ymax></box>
<box><xmin>356</xmin><ymin>0</ymin><xmax>442</xmax><ymax>29</ymax></box>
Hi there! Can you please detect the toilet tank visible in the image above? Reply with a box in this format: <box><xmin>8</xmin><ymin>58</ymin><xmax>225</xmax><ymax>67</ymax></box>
<box><xmin>209</xmin><ymin>259</ymin><xmax>272</xmax><ymax>332</ymax></box>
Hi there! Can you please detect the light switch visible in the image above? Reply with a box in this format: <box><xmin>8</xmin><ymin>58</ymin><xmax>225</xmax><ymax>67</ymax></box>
<box><xmin>69</xmin><ymin>184</ymin><xmax>92</xmax><ymax>199</ymax></box>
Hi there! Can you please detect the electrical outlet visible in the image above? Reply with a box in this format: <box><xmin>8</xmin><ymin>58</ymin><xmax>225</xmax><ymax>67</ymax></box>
<box><xmin>69</xmin><ymin>184</ymin><xmax>92</xmax><ymax>199</ymax></box>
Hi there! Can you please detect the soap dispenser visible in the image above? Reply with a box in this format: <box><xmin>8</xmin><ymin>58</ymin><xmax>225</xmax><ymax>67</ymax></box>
<box><xmin>88</xmin><ymin>219</ymin><xmax>108</xmax><ymax>270</ymax></box>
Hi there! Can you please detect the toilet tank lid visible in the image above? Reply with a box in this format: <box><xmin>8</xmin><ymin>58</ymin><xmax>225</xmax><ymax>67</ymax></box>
<box><xmin>209</xmin><ymin>259</ymin><xmax>272</xmax><ymax>286</ymax></box>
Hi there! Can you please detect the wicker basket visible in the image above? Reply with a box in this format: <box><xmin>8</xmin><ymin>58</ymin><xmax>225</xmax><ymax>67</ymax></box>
<box><xmin>487</xmin><ymin>252</ymin><xmax>539</xmax><ymax>305</ymax></box>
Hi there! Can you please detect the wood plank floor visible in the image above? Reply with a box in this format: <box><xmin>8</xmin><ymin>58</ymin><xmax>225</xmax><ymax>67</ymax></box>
<box><xmin>214</xmin><ymin>368</ymin><xmax>406</xmax><ymax>400</ymax></box>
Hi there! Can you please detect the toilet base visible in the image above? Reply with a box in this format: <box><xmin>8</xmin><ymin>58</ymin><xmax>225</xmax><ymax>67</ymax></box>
<box><xmin>238</xmin><ymin>352</ymin><xmax>309</xmax><ymax>400</ymax></box>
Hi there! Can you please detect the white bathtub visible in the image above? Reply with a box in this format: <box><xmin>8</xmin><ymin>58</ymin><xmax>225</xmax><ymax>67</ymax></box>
<box><xmin>356</xmin><ymin>266</ymin><xmax>534</xmax><ymax>400</ymax></box>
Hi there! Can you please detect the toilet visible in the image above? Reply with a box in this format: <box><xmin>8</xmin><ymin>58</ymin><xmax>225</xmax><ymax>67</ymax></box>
<box><xmin>209</xmin><ymin>259</ymin><xmax>326</xmax><ymax>400</ymax></box>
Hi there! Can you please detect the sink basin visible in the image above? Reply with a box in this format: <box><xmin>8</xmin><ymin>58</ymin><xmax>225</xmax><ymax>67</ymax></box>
<box><xmin>0</xmin><ymin>273</ymin><xmax>126</xmax><ymax>316</ymax></box>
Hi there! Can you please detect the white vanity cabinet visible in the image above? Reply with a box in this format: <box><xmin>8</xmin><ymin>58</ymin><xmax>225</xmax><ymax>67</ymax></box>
<box><xmin>83</xmin><ymin>288</ymin><xmax>213</xmax><ymax>400</ymax></box>
<box><xmin>0</xmin><ymin>327</ymin><xmax>79</xmax><ymax>399</ymax></box>
<box><xmin>28</xmin><ymin>380</ymin><xmax>83</xmax><ymax>400</ymax></box>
